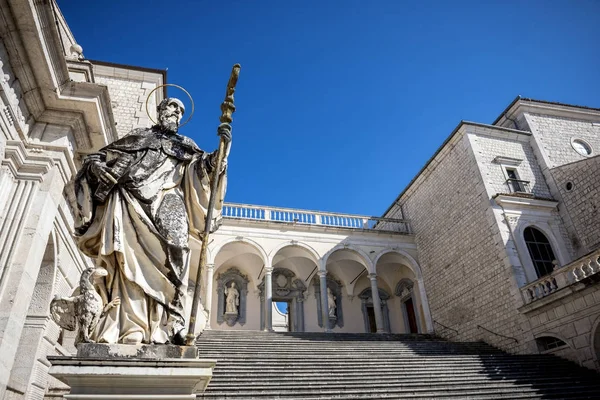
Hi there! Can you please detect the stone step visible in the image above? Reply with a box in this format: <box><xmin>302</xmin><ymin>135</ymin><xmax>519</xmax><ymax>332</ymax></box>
<box><xmin>211</xmin><ymin>367</ymin><xmax>581</xmax><ymax>377</ymax></box>
<box><xmin>200</xmin><ymin>384</ymin><xmax>600</xmax><ymax>399</ymax></box>
<box><xmin>198</xmin><ymin>356</ymin><xmax>569</xmax><ymax>364</ymax></box>
<box><xmin>196</xmin><ymin>331</ymin><xmax>599</xmax><ymax>399</ymax></box>
<box><xmin>207</xmin><ymin>375</ymin><xmax>594</xmax><ymax>387</ymax></box>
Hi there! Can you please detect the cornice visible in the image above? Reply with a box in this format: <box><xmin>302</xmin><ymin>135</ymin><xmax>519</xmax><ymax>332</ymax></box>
<box><xmin>0</xmin><ymin>0</ymin><xmax>118</xmax><ymax>152</ymax></box>
<box><xmin>501</xmin><ymin>100</ymin><xmax>600</xmax><ymax>126</ymax></box>
<box><xmin>494</xmin><ymin>194</ymin><xmax>559</xmax><ymax>211</ymax></box>
<box><xmin>2</xmin><ymin>140</ymin><xmax>54</xmax><ymax>181</ymax></box>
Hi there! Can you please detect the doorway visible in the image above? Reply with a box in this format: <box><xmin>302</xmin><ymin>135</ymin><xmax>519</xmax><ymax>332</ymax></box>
<box><xmin>404</xmin><ymin>297</ymin><xmax>419</xmax><ymax>333</ymax></box>
<box><xmin>273</xmin><ymin>300</ymin><xmax>292</xmax><ymax>332</ymax></box>
<box><xmin>366</xmin><ymin>306</ymin><xmax>377</xmax><ymax>333</ymax></box>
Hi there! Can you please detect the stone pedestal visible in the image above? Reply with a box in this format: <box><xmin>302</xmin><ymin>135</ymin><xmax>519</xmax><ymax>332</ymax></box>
<box><xmin>48</xmin><ymin>344</ymin><xmax>216</xmax><ymax>400</ymax></box>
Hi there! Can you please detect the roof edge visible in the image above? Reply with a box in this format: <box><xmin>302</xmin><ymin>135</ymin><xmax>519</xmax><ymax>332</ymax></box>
<box><xmin>88</xmin><ymin>59</ymin><xmax>168</xmax><ymax>98</ymax></box>
<box><xmin>493</xmin><ymin>96</ymin><xmax>600</xmax><ymax>125</ymax></box>
<box><xmin>380</xmin><ymin>121</ymin><xmax>530</xmax><ymax>218</ymax></box>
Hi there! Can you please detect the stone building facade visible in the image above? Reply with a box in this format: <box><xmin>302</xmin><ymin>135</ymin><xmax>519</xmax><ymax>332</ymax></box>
<box><xmin>0</xmin><ymin>1</ymin><xmax>598</xmax><ymax>398</ymax></box>
<box><xmin>383</xmin><ymin>98</ymin><xmax>600</xmax><ymax>370</ymax></box>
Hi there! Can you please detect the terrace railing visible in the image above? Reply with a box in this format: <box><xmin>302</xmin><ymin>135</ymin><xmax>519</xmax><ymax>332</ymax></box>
<box><xmin>222</xmin><ymin>203</ymin><xmax>411</xmax><ymax>234</ymax></box>
<box><xmin>521</xmin><ymin>248</ymin><xmax>600</xmax><ymax>305</ymax></box>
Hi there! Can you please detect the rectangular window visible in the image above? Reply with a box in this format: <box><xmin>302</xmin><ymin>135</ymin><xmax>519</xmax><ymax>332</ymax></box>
<box><xmin>505</xmin><ymin>168</ymin><xmax>525</xmax><ymax>193</ymax></box>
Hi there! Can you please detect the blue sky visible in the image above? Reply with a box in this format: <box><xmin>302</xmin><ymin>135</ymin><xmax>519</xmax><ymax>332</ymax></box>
<box><xmin>59</xmin><ymin>0</ymin><xmax>600</xmax><ymax>216</ymax></box>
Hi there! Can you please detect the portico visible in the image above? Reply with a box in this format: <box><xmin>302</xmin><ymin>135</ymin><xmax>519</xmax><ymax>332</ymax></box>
<box><xmin>202</xmin><ymin>203</ymin><xmax>433</xmax><ymax>334</ymax></box>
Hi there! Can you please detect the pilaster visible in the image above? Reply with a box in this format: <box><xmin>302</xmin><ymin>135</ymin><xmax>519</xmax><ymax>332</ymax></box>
<box><xmin>0</xmin><ymin>141</ymin><xmax>64</xmax><ymax>397</ymax></box>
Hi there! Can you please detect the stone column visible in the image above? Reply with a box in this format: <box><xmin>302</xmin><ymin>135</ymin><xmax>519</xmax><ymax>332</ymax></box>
<box><xmin>264</xmin><ymin>267</ymin><xmax>273</xmax><ymax>331</ymax></box>
<box><xmin>369</xmin><ymin>273</ymin><xmax>385</xmax><ymax>333</ymax></box>
<box><xmin>318</xmin><ymin>270</ymin><xmax>330</xmax><ymax>332</ymax></box>
<box><xmin>204</xmin><ymin>264</ymin><xmax>215</xmax><ymax>329</ymax></box>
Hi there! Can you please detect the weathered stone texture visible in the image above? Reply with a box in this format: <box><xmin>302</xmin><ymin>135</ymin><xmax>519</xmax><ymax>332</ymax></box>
<box><xmin>551</xmin><ymin>156</ymin><xmax>600</xmax><ymax>254</ymax></box>
<box><xmin>94</xmin><ymin>75</ymin><xmax>155</xmax><ymax>138</ymax></box>
<box><xmin>470</xmin><ymin>133</ymin><xmax>552</xmax><ymax>198</ymax></box>
<box><xmin>526</xmin><ymin>114</ymin><xmax>600</xmax><ymax>169</ymax></box>
<box><xmin>525</xmin><ymin>285</ymin><xmax>600</xmax><ymax>370</ymax></box>
<box><xmin>391</xmin><ymin>133</ymin><xmax>527</xmax><ymax>352</ymax></box>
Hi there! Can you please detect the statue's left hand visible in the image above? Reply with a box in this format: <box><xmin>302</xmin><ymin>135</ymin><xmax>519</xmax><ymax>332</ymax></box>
<box><xmin>217</xmin><ymin>123</ymin><xmax>232</xmax><ymax>145</ymax></box>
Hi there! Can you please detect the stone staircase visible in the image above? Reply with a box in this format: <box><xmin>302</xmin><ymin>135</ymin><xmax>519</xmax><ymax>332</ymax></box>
<box><xmin>196</xmin><ymin>330</ymin><xmax>600</xmax><ymax>399</ymax></box>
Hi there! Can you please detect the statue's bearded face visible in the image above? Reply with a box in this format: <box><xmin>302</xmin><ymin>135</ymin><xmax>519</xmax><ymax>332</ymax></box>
<box><xmin>157</xmin><ymin>99</ymin><xmax>185</xmax><ymax>132</ymax></box>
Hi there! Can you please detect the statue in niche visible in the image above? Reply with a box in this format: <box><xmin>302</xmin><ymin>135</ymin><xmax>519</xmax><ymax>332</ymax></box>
<box><xmin>327</xmin><ymin>287</ymin><xmax>336</xmax><ymax>317</ymax></box>
<box><xmin>225</xmin><ymin>281</ymin><xmax>239</xmax><ymax>315</ymax></box>
<box><xmin>70</xmin><ymin>98</ymin><xmax>231</xmax><ymax>345</ymax></box>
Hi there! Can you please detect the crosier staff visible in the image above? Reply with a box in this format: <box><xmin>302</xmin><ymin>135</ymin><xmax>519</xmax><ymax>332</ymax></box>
<box><xmin>185</xmin><ymin>64</ymin><xmax>241</xmax><ymax>346</ymax></box>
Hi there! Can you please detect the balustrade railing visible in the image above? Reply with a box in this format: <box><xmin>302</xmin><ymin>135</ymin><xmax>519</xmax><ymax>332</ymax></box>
<box><xmin>521</xmin><ymin>249</ymin><xmax>600</xmax><ymax>305</ymax></box>
<box><xmin>222</xmin><ymin>203</ymin><xmax>411</xmax><ymax>234</ymax></box>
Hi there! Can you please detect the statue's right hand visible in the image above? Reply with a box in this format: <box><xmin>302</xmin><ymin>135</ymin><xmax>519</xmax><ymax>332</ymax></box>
<box><xmin>90</xmin><ymin>161</ymin><xmax>118</xmax><ymax>185</ymax></box>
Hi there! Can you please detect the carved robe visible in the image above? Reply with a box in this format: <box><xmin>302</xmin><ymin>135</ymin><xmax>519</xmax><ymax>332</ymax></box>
<box><xmin>73</xmin><ymin>127</ymin><xmax>226</xmax><ymax>344</ymax></box>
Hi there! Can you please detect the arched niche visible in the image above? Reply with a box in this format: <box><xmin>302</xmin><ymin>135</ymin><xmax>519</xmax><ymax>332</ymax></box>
<box><xmin>216</xmin><ymin>267</ymin><xmax>249</xmax><ymax>327</ymax></box>
<box><xmin>259</xmin><ymin>267</ymin><xmax>306</xmax><ymax>332</ymax></box>
<box><xmin>312</xmin><ymin>273</ymin><xmax>344</xmax><ymax>329</ymax></box>
<box><xmin>358</xmin><ymin>287</ymin><xmax>391</xmax><ymax>333</ymax></box>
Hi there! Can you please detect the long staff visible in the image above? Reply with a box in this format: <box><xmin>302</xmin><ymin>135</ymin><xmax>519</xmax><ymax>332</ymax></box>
<box><xmin>185</xmin><ymin>64</ymin><xmax>241</xmax><ymax>346</ymax></box>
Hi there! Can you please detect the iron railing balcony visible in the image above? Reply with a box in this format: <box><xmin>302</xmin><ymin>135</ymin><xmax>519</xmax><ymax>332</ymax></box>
<box><xmin>506</xmin><ymin>178</ymin><xmax>531</xmax><ymax>194</ymax></box>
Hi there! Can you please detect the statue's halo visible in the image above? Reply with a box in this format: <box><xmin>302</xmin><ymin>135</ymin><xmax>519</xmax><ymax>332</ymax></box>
<box><xmin>145</xmin><ymin>83</ymin><xmax>195</xmax><ymax>127</ymax></box>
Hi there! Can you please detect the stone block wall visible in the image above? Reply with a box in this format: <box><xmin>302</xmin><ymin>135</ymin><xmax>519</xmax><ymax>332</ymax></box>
<box><xmin>390</xmin><ymin>129</ymin><xmax>528</xmax><ymax>352</ymax></box>
<box><xmin>524</xmin><ymin>284</ymin><xmax>600</xmax><ymax>370</ymax></box>
<box><xmin>92</xmin><ymin>63</ymin><xmax>165</xmax><ymax>139</ymax></box>
<box><xmin>470</xmin><ymin>131</ymin><xmax>552</xmax><ymax>199</ymax></box>
<box><xmin>551</xmin><ymin>156</ymin><xmax>600</xmax><ymax>255</ymax></box>
<box><xmin>526</xmin><ymin>114</ymin><xmax>600</xmax><ymax>169</ymax></box>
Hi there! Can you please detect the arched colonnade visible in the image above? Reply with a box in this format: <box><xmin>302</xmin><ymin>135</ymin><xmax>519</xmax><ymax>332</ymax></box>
<box><xmin>203</xmin><ymin>238</ymin><xmax>433</xmax><ymax>334</ymax></box>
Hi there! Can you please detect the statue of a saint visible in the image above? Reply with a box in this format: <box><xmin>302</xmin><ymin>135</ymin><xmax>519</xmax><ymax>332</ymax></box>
<box><xmin>327</xmin><ymin>287</ymin><xmax>336</xmax><ymax>317</ymax></box>
<box><xmin>225</xmin><ymin>281</ymin><xmax>239</xmax><ymax>315</ymax></box>
<box><xmin>72</xmin><ymin>98</ymin><xmax>230</xmax><ymax>345</ymax></box>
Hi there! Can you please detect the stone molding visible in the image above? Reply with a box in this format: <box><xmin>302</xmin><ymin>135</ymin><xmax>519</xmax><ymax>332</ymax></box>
<box><xmin>2</xmin><ymin>140</ymin><xmax>53</xmax><ymax>181</ymax></box>
<box><xmin>215</xmin><ymin>267</ymin><xmax>248</xmax><ymax>327</ymax></box>
<box><xmin>0</xmin><ymin>0</ymin><xmax>118</xmax><ymax>151</ymax></box>
<box><xmin>395</xmin><ymin>278</ymin><xmax>414</xmax><ymax>302</ymax></box>
<box><xmin>358</xmin><ymin>287</ymin><xmax>391</xmax><ymax>333</ymax></box>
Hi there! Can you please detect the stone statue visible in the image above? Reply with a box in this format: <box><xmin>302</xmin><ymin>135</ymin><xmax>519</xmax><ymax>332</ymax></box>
<box><xmin>50</xmin><ymin>266</ymin><xmax>121</xmax><ymax>345</ymax></box>
<box><xmin>327</xmin><ymin>287</ymin><xmax>336</xmax><ymax>317</ymax></box>
<box><xmin>225</xmin><ymin>281</ymin><xmax>239</xmax><ymax>315</ymax></box>
<box><xmin>72</xmin><ymin>97</ymin><xmax>231</xmax><ymax>345</ymax></box>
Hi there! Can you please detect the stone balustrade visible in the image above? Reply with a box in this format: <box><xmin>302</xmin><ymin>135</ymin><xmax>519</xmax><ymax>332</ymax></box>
<box><xmin>521</xmin><ymin>249</ymin><xmax>600</xmax><ymax>304</ymax></box>
<box><xmin>222</xmin><ymin>203</ymin><xmax>411</xmax><ymax>234</ymax></box>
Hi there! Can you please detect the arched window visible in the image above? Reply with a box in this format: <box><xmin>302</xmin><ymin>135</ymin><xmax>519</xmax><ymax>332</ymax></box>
<box><xmin>535</xmin><ymin>336</ymin><xmax>567</xmax><ymax>352</ymax></box>
<box><xmin>524</xmin><ymin>227</ymin><xmax>557</xmax><ymax>278</ymax></box>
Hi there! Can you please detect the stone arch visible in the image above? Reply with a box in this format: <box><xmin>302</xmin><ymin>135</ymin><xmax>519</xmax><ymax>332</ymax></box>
<box><xmin>210</xmin><ymin>237</ymin><xmax>268</xmax><ymax>266</ymax></box>
<box><xmin>373</xmin><ymin>249</ymin><xmax>422</xmax><ymax>279</ymax></box>
<box><xmin>259</xmin><ymin>267</ymin><xmax>307</xmax><ymax>332</ymax></box>
<box><xmin>268</xmin><ymin>241</ymin><xmax>320</xmax><ymax>265</ymax></box>
<box><xmin>516</xmin><ymin>222</ymin><xmax>568</xmax><ymax>268</ymax></box>
<box><xmin>322</xmin><ymin>244</ymin><xmax>373</xmax><ymax>272</ymax></box>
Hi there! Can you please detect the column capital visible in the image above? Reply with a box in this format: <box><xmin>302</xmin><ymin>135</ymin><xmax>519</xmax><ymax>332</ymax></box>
<box><xmin>206</xmin><ymin>263</ymin><xmax>215</xmax><ymax>270</ymax></box>
<box><xmin>368</xmin><ymin>273</ymin><xmax>378</xmax><ymax>281</ymax></box>
<box><xmin>264</xmin><ymin>266</ymin><xmax>273</xmax><ymax>275</ymax></box>
<box><xmin>317</xmin><ymin>270</ymin><xmax>328</xmax><ymax>278</ymax></box>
